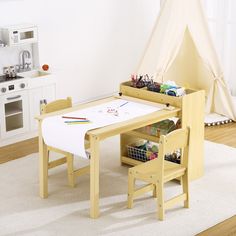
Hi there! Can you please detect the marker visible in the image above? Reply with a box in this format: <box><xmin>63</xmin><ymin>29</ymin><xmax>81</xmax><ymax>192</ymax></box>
<box><xmin>120</xmin><ymin>101</ymin><xmax>129</xmax><ymax>107</ymax></box>
<box><xmin>62</xmin><ymin>116</ymin><xmax>87</xmax><ymax>120</ymax></box>
<box><xmin>66</xmin><ymin>122</ymin><xmax>90</xmax><ymax>125</ymax></box>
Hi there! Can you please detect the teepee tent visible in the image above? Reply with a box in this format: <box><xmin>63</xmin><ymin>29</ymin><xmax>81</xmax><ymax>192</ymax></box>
<box><xmin>136</xmin><ymin>0</ymin><xmax>236</xmax><ymax>120</ymax></box>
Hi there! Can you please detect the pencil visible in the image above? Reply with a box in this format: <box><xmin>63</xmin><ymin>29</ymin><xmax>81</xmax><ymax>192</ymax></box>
<box><xmin>62</xmin><ymin>116</ymin><xmax>87</xmax><ymax>120</ymax></box>
<box><xmin>64</xmin><ymin>120</ymin><xmax>90</xmax><ymax>123</ymax></box>
<box><xmin>120</xmin><ymin>101</ymin><xmax>129</xmax><ymax>107</ymax></box>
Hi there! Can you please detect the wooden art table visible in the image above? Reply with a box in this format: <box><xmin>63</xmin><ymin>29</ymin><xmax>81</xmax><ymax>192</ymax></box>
<box><xmin>36</xmin><ymin>95</ymin><xmax>180</xmax><ymax>219</ymax></box>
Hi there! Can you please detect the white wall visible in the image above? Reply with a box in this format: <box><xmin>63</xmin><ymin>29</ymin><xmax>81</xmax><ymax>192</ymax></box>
<box><xmin>0</xmin><ymin>0</ymin><xmax>160</xmax><ymax>103</ymax></box>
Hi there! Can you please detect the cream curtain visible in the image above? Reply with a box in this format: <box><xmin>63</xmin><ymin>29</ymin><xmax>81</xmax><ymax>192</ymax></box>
<box><xmin>137</xmin><ymin>0</ymin><xmax>186</xmax><ymax>81</ymax></box>
<box><xmin>136</xmin><ymin>0</ymin><xmax>236</xmax><ymax>120</ymax></box>
<box><xmin>188</xmin><ymin>0</ymin><xmax>235</xmax><ymax>119</ymax></box>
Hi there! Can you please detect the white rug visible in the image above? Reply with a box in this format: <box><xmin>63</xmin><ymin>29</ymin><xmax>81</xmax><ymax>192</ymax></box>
<box><xmin>0</xmin><ymin>138</ymin><xmax>236</xmax><ymax>236</ymax></box>
<box><xmin>204</xmin><ymin>113</ymin><xmax>233</xmax><ymax>126</ymax></box>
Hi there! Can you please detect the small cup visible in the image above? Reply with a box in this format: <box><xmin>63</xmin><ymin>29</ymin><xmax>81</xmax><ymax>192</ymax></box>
<box><xmin>9</xmin><ymin>66</ymin><xmax>16</xmax><ymax>78</ymax></box>
<box><xmin>3</xmin><ymin>67</ymin><xmax>10</xmax><ymax>77</ymax></box>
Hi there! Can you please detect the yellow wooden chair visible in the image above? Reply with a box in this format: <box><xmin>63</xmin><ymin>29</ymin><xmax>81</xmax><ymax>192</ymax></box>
<box><xmin>41</xmin><ymin>97</ymin><xmax>90</xmax><ymax>187</ymax></box>
<box><xmin>127</xmin><ymin>128</ymin><xmax>190</xmax><ymax>220</ymax></box>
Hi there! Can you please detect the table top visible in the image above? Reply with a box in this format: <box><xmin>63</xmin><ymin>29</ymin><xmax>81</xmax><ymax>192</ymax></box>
<box><xmin>36</xmin><ymin>95</ymin><xmax>180</xmax><ymax>140</ymax></box>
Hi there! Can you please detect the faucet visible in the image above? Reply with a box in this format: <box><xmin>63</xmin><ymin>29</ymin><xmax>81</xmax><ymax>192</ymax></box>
<box><xmin>19</xmin><ymin>50</ymin><xmax>31</xmax><ymax>71</ymax></box>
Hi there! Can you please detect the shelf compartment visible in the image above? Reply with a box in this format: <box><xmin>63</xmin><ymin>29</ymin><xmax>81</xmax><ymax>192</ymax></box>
<box><xmin>121</xmin><ymin>155</ymin><xmax>180</xmax><ymax>169</ymax></box>
<box><xmin>5</xmin><ymin>114</ymin><xmax>23</xmax><ymax>131</ymax></box>
<box><xmin>5</xmin><ymin>107</ymin><xmax>23</xmax><ymax>117</ymax></box>
<box><xmin>4</xmin><ymin>100</ymin><xmax>24</xmax><ymax>131</ymax></box>
<box><xmin>121</xmin><ymin>156</ymin><xmax>142</xmax><ymax>166</ymax></box>
<box><xmin>126</xmin><ymin>130</ymin><xmax>160</xmax><ymax>143</ymax></box>
<box><xmin>5</xmin><ymin>100</ymin><xmax>23</xmax><ymax>117</ymax></box>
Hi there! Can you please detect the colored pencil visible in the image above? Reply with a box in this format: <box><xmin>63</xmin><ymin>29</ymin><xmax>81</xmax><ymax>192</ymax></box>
<box><xmin>62</xmin><ymin>116</ymin><xmax>87</xmax><ymax>120</ymax></box>
<box><xmin>66</xmin><ymin>122</ymin><xmax>91</xmax><ymax>125</ymax></box>
<box><xmin>120</xmin><ymin>101</ymin><xmax>129</xmax><ymax>107</ymax></box>
<box><xmin>64</xmin><ymin>120</ymin><xmax>90</xmax><ymax>123</ymax></box>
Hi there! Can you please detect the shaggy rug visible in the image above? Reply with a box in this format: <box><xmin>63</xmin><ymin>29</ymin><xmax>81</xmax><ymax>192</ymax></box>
<box><xmin>0</xmin><ymin>137</ymin><xmax>236</xmax><ymax>236</ymax></box>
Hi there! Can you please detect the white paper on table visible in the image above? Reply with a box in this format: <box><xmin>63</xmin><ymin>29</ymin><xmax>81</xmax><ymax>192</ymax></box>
<box><xmin>42</xmin><ymin>99</ymin><xmax>162</xmax><ymax>159</ymax></box>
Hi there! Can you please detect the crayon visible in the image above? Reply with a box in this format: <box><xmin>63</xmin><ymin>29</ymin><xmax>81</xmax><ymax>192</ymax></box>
<box><xmin>62</xmin><ymin>116</ymin><xmax>87</xmax><ymax>120</ymax></box>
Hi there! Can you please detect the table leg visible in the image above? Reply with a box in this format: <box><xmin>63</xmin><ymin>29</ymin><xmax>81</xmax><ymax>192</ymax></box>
<box><xmin>39</xmin><ymin>120</ymin><xmax>48</xmax><ymax>198</ymax></box>
<box><xmin>90</xmin><ymin>135</ymin><xmax>100</xmax><ymax>218</ymax></box>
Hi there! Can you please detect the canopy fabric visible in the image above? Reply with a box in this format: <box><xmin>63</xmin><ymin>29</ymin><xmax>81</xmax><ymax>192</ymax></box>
<box><xmin>136</xmin><ymin>0</ymin><xmax>236</xmax><ymax>120</ymax></box>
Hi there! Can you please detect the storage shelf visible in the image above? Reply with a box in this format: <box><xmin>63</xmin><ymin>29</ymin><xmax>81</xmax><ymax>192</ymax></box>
<box><xmin>126</xmin><ymin>130</ymin><xmax>160</xmax><ymax>143</ymax></box>
<box><xmin>121</xmin><ymin>156</ymin><xmax>142</xmax><ymax>166</ymax></box>
<box><xmin>121</xmin><ymin>155</ymin><xmax>180</xmax><ymax>168</ymax></box>
<box><xmin>5</xmin><ymin>107</ymin><xmax>23</xmax><ymax>117</ymax></box>
<box><xmin>120</xmin><ymin>81</ymin><xmax>205</xmax><ymax>181</ymax></box>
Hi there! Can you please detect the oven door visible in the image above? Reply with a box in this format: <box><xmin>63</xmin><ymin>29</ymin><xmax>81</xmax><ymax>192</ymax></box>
<box><xmin>0</xmin><ymin>90</ymin><xmax>29</xmax><ymax>140</ymax></box>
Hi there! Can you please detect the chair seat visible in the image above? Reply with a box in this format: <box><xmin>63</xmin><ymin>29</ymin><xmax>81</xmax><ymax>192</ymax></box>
<box><xmin>130</xmin><ymin>159</ymin><xmax>186</xmax><ymax>183</ymax></box>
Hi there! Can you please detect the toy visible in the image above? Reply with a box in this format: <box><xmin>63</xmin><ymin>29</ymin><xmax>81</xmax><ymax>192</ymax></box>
<box><xmin>42</xmin><ymin>64</ymin><xmax>49</xmax><ymax>71</ymax></box>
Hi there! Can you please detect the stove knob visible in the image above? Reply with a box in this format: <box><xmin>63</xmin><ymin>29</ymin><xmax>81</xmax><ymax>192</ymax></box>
<box><xmin>20</xmin><ymin>83</ymin><xmax>26</xmax><ymax>89</ymax></box>
<box><xmin>1</xmin><ymin>87</ymin><xmax>7</xmax><ymax>93</ymax></box>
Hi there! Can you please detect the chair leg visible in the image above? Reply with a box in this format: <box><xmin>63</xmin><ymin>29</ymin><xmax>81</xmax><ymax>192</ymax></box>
<box><xmin>182</xmin><ymin>172</ymin><xmax>189</xmax><ymax>208</ymax></box>
<box><xmin>127</xmin><ymin>171</ymin><xmax>135</xmax><ymax>209</ymax></box>
<box><xmin>47</xmin><ymin>150</ymin><xmax>50</xmax><ymax>169</ymax></box>
<box><xmin>157</xmin><ymin>182</ymin><xmax>165</xmax><ymax>220</ymax></box>
<box><xmin>67</xmin><ymin>154</ymin><xmax>75</xmax><ymax>187</ymax></box>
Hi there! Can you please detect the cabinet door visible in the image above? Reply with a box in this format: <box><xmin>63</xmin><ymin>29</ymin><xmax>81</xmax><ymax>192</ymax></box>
<box><xmin>42</xmin><ymin>84</ymin><xmax>56</xmax><ymax>105</ymax></box>
<box><xmin>29</xmin><ymin>84</ymin><xmax>56</xmax><ymax>131</ymax></box>
<box><xmin>29</xmin><ymin>87</ymin><xmax>43</xmax><ymax>131</ymax></box>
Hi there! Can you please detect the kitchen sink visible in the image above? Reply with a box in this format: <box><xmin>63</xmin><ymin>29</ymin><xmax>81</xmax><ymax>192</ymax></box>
<box><xmin>18</xmin><ymin>70</ymin><xmax>50</xmax><ymax>78</ymax></box>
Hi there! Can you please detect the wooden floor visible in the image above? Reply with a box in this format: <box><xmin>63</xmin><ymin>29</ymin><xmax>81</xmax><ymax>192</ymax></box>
<box><xmin>0</xmin><ymin>137</ymin><xmax>38</xmax><ymax>164</ymax></box>
<box><xmin>197</xmin><ymin>215</ymin><xmax>236</xmax><ymax>236</ymax></box>
<box><xmin>205</xmin><ymin>122</ymin><xmax>236</xmax><ymax>148</ymax></box>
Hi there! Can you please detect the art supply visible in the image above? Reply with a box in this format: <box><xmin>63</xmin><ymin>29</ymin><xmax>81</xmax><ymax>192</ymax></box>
<box><xmin>66</xmin><ymin>122</ymin><xmax>90</xmax><ymax>125</ymax></box>
<box><xmin>120</xmin><ymin>101</ymin><xmax>129</xmax><ymax>107</ymax></box>
<box><xmin>62</xmin><ymin>116</ymin><xmax>87</xmax><ymax>120</ymax></box>
<box><xmin>64</xmin><ymin>120</ymin><xmax>91</xmax><ymax>123</ymax></box>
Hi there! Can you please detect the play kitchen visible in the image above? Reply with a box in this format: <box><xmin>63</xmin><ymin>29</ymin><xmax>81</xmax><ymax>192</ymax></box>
<box><xmin>0</xmin><ymin>24</ymin><xmax>56</xmax><ymax>146</ymax></box>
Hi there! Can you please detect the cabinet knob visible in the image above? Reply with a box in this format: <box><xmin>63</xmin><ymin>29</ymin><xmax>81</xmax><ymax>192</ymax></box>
<box><xmin>20</xmin><ymin>83</ymin><xmax>26</xmax><ymax>89</ymax></box>
<box><xmin>1</xmin><ymin>87</ymin><xmax>7</xmax><ymax>93</ymax></box>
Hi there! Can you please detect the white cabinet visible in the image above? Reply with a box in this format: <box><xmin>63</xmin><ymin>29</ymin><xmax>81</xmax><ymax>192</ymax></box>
<box><xmin>0</xmin><ymin>77</ymin><xmax>56</xmax><ymax>146</ymax></box>
<box><xmin>29</xmin><ymin>83</ymin><xmax>56</xmax><ymax>131</ymax></box>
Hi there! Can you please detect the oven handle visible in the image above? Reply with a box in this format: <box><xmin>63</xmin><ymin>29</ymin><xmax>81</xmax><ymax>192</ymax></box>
<box><xmin>6</xmin><ymin>95</ymin><xmax>21</xmax><ymax>100</ymax></box>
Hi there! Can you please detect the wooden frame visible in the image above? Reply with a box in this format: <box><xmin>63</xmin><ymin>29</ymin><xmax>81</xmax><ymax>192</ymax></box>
<box><xmin>36</xmin><ymin>95</ymin><xmax>180</xmax><ymax>218</ymax></box>
<box><xmin>127</xmin><ymin>128</ymin><xmax>190</xmax><ymax>220</ymax></box>
<box><xmin>41</xmin><ymin>97</ymin><xmax>76</xmax><ymax>187</ymax></box>
<box><xmin>120</xmin><ymin>81</ymin><xmax>205</xmax><ymax>181</ymax></box>
<box><xmin>36</xmin><ymin>83</ymin><xmax>204</xmax><ymax>218</ymax></box>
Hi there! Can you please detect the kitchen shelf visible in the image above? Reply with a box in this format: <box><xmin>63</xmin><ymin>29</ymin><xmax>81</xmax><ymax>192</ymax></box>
<box><xmin>5</xmin><ymin>107</ymin><xmax>23</xmax><ymax>117</ymax></box>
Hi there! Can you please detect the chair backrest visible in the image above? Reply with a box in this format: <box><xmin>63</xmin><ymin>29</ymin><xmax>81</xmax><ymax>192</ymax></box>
<box><xmin>41</xmin><ymin>97</ymin><xmax>72</xmax><ymax>114</ymax></box>
<box><xmin>157</xmin><ymin>127</ymin><xmax>190</xmax><ymax>175</ymax></box>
